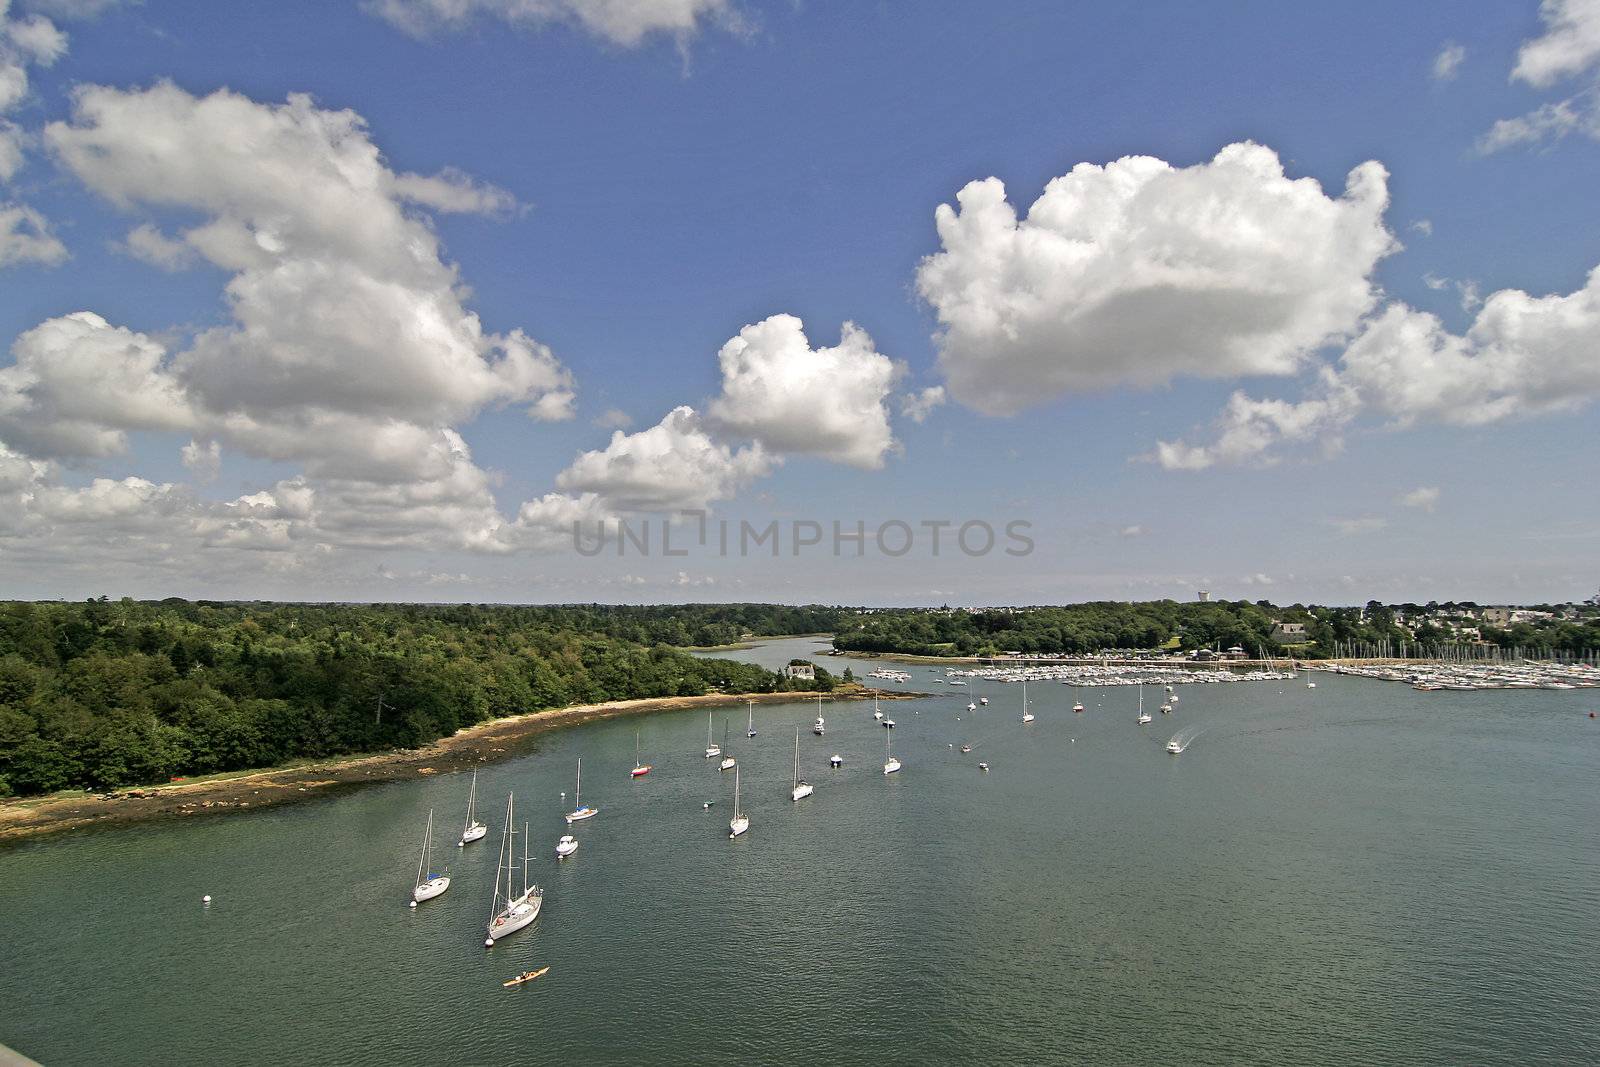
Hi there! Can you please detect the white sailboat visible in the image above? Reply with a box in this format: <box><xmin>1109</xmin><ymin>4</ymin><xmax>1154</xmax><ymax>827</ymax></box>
<box><xmin>746</xmin><ymin>699</ymin><xmax>757</xmax><ymax>738</ymax></box>
<box><xmin>458</xmin><ymin>767</ymin><xmax>487</xmax><ymax>846</ymax></box>
<box><xmin>564</xmin><ymin>757</ymin><xmax>597</xmax><ymax>822</ymax></box>
<box><xmin>790</xmin><ymin>726</ymin><xmax>813</xmax><ymax>801</ymax></box>
<box><xmin>705</xmin><ymin>711</ymin><xmax>721</xmax><ymax>758</ymax></box>
<box><xmin>1021</xmin><ymin>677</ymin><xmax>1034</xmax><ymax>723</ymax></box>
<box><xmin>720</xmin><ymin>718</ymin><xmax>736</xmax><ymax>771</ymax></box>
<box><xmin>484</xmin><ymin>796</ymin><xmax>541</xmax><ymax>946</ymax></box>
<box><xmin>1137</xmin><ymin>683</ymin><xmax>1152</xmax><ymax>724</ymax></box>
<box><xmin>883</xmin><ymin>726</ymin><xmax>901</xmax><ymax>775</ymax></box>
<box><xmin>873</xmin><ymin>693</ymin><xmax>884</xmax><ymax>721</ymax></box>
<box><xmin>728</xmin><ymin>766</ymin><xmax>749</xmax><ymax>838</ymax></box>
<box><xmin>411</xmin><ymin>808</ymin><xmax>450</xmax><ymax>905</ymax></box>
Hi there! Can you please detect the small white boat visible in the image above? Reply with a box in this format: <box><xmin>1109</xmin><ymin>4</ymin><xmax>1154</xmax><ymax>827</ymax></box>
<box><xmin>746</xmin><ymin>699</ymin><xmax>757</xmax><ymax>738</ymax></box>
<box><xmin>1072</xmin><ymin>702</ymin><xmax>1084</xmax><ymax>713</ymax></box>
<box><xmin>977</xmin><ymin>761</ymin><xmax>989</xmax><ymax>772</ymax></box>
<box><xmin>564</xmin><ymin>758</ymin><xmax>598</xmax><ymax>823</ymax></box>
<box><xmin>555</xmin><ymin>833</ymin><xmax>578</xmax><ymax>859</ymax></box>
<box><xmin>704</xmin><ymin>711</ymin><xmax>721</xmax><ymax>758</ymax></box>
<box><xmin>1021</xmin><ymin>677</ymin><xmax>1034</xmax><ymax>723</ymax></box>
<box><xmin>882</xmin><ymin>718</ymin><xmax>896</xmax><ymax>728</ymax></box>
<box><xmin>484</xmin><ymin>795</ymin><xmax>541</xmax><ymax>947</ymax></box>
<box><xmin>790</xmin><ymin>726</ymin><xmax>813</xmax><ymax>802</ymax></box>
<box><xmin>1306</xmin><ymin>681</ymin><xmax>1317</xmax><ymax>689</ymax></box>
<box><xmin>813</xmin><ymin>695</ymin><xmax>825</xmax><ymax>736</ymax></box>
<box><xmin>459</xmin><ymin>768</ymin><xmax>488</xmax><ymax>846</ymax></box>
<box><xmin>1159</xmin><ymin>703</ymin><xmax>1172</xmax><ymax>714</ymax></box>
<box><xmin>411</xmin><ymin>809</ymin><xmax>450</xmax><ymax>904</ymax></box>
<box><xmin>728</xmin><ymin>766</ymin><xmax>749</xmax><ymax>838</ymax></box>
<box><xmin>1136</xmin><ymin>683</ymin><xmax>1152</xmax><ymax>725</ymax></box>
<box><xmin>719</xmin><ymin>718</ymin><xmax>735</xmax><ymax>771</ymax></box>
<box><xmin>883</xmin><ymin>728</ymin><xmax>901</xmax><ymax>775</ymax></box>
<box><xmin>979</xmin><ymin>696</ymin><xmax>988</xmax><ymax>706</ymax></box>
<box><xmin>829</xmin><ymin>754</ymin><xmax>842</xmax><ymax>768</ymax></box>
<box><xmin>967</xmin><ymin>702</ymin><xmax>977</xmax><ymax>712</ymax></box>
<box><xmin>1166</xmin><ymin>739</ymin><xmax>1183</xmax><ymax>754</ymax></box>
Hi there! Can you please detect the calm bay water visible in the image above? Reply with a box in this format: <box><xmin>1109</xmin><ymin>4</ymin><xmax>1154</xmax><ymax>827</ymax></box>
<box><xmin>3</xmin><ymin>637</ymin><xmax>1598</xmax><ymax>1065</ymax></box>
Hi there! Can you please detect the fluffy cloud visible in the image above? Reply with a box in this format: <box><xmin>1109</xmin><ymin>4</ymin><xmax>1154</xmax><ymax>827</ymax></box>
<box><xmin>1484</xmin><ymin>0</ymin><xmax>1600</xmax><ymax>151</ymax></box>
<box><xmin>556</xmin><ymin>404</ymin><xmax>770</xmax><ymax>512</ymax></box>
<box><xmin>117</xmin><ymin>222</ymin><xmax>196</xmax><ymax>270</ymax></box>
<box><xmin>1432</xmin><ymin>41</ymin><xmax>1466</xmax><ymax>81</ymax></box>
<box><xmin>0</xmin><ymin>201</ymin><xmax>65</xmax><ymax>266</ymax></box>
<box><xmin>0</xmin><ymin>83</ymin><xmax>587</xmax><ymax>566</ymax></box>
<box><xmin>1156</xmin><ymin>265</ymin><xmax>1600</xmax><ymax>467</ymax></box>
<box><xmin>917</xmin><ymin>142</ymin><xmax>1396</xmax><ymax>415</ymax></box>
<box><xmin>707</xmin><ymin>315</ymin><xmax>900</xmax><ymax>469</ymax></box>
<box><xmin>1512</xmin><ymin>0</ymin><xmax>1600</xmax><ymax>88</ymax></box>
<box><xmin>1</xmin><ymin>1</ymin><xmax>66</xmax><ymax>236</ymax></box>
<box><xmin>366</xmin><ymin>0</ymin><xmax>740</xmax><ymax>47</ymax></box>
<box><xmin>47</xmin><ymin>84</ymin><xmax>574</xmax><ymax>457</ymax></box>
<box><xmin>0</xmin><ymin>311</ymin><xmax>192</xmax><ymax>458</ymax></box>
<box><xmin>898</xmin><ymin>385</ymin><xmax>945</xmax><ymax>424</ymax></box>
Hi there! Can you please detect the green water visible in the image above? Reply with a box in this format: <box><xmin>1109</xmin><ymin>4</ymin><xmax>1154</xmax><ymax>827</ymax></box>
<box><xmin>3</xmin><ymin>638</ymin><xmax>1598</xmax><ymax>1065</ymax></box>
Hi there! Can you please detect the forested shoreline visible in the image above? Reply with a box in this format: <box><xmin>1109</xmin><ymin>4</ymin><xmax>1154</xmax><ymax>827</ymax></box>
<box><xmin>832</xmin><ymin>600</ymin><xmax>1600</xmax><ymax>659</ymax></box>
<box><xmin>0</xmin><ymin>600</ymin><xmax>849</xmax><ymax>797</ymax></box>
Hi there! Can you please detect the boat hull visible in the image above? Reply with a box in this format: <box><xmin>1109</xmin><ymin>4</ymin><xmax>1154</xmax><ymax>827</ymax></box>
<box><xmin>883</xmin><ymin>760</ymin><xmax>901</xmax><ymax>775</ymax></box>
<box><xmin>460</xmin><ymin>823</ymin><xmax>487</xmax><ymax>845</ymax></box>
<box><xmin>791</xmin><ymin>783</ymin><xmax>813</xmax><ymax>802</ymax></box>
<box><xmin>564</xmin><ymin>807</ymin><xmax>597</xmax><ymax>823</ymax></box>
<box><xmin>631</xmin><ymin>766</ymin><xmax>651</xmax><ymax>777</ymax></box>
<box><xmin>483</xmin><ymin>895</ymin><xmax>540</xmax><ymax>940</ymax></box>
<box><xmin>413</xmin><ymin>876</ymin><xmax>450</xmax><ymax>902</ymax></box>
<box><xmin>728</xmin><ymin>816</ymin><xmax>749</xmax><ymax>838</ymax></box>
<box><xmin>486</xmin><ymin>890</ymin><xmax>543</xmax><ymax>943</ymax></box>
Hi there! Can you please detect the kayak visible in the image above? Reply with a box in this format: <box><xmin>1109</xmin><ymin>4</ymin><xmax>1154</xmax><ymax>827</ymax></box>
<box><xmin>502</xmin><ymin>966</ymin><xmax>550</xmax><ymax>987</ymax></box>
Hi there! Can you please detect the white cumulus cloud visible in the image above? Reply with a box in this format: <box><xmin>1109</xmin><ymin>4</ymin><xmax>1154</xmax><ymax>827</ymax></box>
<box><xmin>899</xmin><ymin>385</ymin><xmax>945</xmax><ymax>424</ymax></box>
<box><xmin>556</xmin><ymin>404</ymin><xmax>770</xmax><ymax>512</ymax></box>
<box><xmin>1512</xmin><ymin>0</ymin><xmax>1600</xmax><ymax>88</ymax></box>
<box><xmin>917</xmin><ymin>142</ymin><xmax>1396</xmax><ymax>415</ymax></box>
<box><xmin>1157</xmin><ymin>264</ymin><xmax>1600</xmax><ymax>467</ymax></box>
<box><xmin>0</xmin><ymin>201</ymin><xmax>65</xmax><ymax>266</ymax></box>
<box><xmin>707</xmin><ymin>314</ymin><xmax>900</xmax><ymax>469</ymax></box>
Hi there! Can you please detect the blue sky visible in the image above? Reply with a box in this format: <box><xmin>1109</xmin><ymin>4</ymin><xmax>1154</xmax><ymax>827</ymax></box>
<box><xmin>1</xmin><ymin>0</ymin><xmax>1597</xmax><ymax>606</ymax></box>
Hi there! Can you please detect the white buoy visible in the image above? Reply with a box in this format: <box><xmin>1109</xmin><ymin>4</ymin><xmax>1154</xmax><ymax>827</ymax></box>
<box><xmin>485</xmin><ymin>938</ymin><xmax>495</xmax><ymax>947</ymax></box>
<box><xmin>202</xmin><ymin>895</ymin><xmax>211</xmax><ymax>903</ymax></box>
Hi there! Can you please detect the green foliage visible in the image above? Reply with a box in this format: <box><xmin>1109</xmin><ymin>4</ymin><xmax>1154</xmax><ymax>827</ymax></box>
<box><xmin>0</xmin><ymin>600</ymin><xmax>839</xmax><ymax>796</ymax></box>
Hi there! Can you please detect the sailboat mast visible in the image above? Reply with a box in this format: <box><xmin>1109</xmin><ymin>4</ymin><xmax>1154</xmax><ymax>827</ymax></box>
<box><xmin>793</xmin><ymin>725</ymin><xmax>800</xmax><ymax>787</ymax></box>
<box><xmin>733</xmin><ymin>765</ymin><xmax>741</xmax><ymax>818</ymax></box>
<box><xmin>416</xmin><ymin>809</ymin><xmax>430</xmax><ymax>888</ymax></box>
<box><xmin>464</xmin><ymin>768</ymin><xmax>477</xmax><ymax>834</ymax></box>
<box><xmin>522</xmin><ymin>821</ymin><xmax>530</xmax><ymax>897</ymax></box>
<box><xmin>575</xmin><ymin>758</ymin><xmax>582</xmax><ymax>806</ymax></box>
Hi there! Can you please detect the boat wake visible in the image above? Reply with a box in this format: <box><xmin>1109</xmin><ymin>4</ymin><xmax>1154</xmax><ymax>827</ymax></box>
<box><xmin>1165</xmin><ymin>725</ymin><xmax>1204</xmax><ymax>753</ymax></box>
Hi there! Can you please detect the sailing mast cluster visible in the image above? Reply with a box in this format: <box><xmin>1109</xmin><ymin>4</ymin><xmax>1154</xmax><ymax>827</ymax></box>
<box><xmin>405</xmin><ymin>695</ymin><xmax>912</xmax><ymax>942</ymax></box>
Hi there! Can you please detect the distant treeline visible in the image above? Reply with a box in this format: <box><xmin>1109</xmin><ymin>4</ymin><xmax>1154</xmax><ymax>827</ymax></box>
<box><xmin>832</xmin><ymin>600</ymin><xmax>1600</xmax><ymax>659</ymax></box>
<box><xmin>0</xmin><ymin>600</ymin><xmax>849</xmax><ymax>797</ymax></box>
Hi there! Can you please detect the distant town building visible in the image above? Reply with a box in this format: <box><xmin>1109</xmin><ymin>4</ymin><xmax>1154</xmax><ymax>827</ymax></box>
<box><xmin>782</xmin><ymin>662</ymin><xmax>815</xmax><ymax>681</ymax></box>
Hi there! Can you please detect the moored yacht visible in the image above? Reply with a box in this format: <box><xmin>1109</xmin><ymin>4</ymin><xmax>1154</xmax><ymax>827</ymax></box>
<box><xmin>411</xmin><ymin>809</ymin><xmax>450</xmax><ymax>905</ymax></box>
<box><xmin>564</xmin><ymin>758</ymin><xmax>597</xmax><ymax>822</ymax></box>
<box><xmin>484</xmin><ymin>796</ymin><xmax>541</xmax><ymax>947</ymax></box>
<box><xmin>555</xmin><ymin>833</ymin><xmax>578</xmax><ymax>858</ymax></box>
<box><xmin>459</xmin><ymin>767</ymin><xmax>487</xmax><ymax>846</ymax></box>
<box><xmin>728</xmin><ymin>766</ymin><xmax>749</xmax><ymax>838</ymax></box>
<box><xmin>790</xmin><ymin>726</ymin><xmax>813</xmax><ymax>802</ymax></box>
